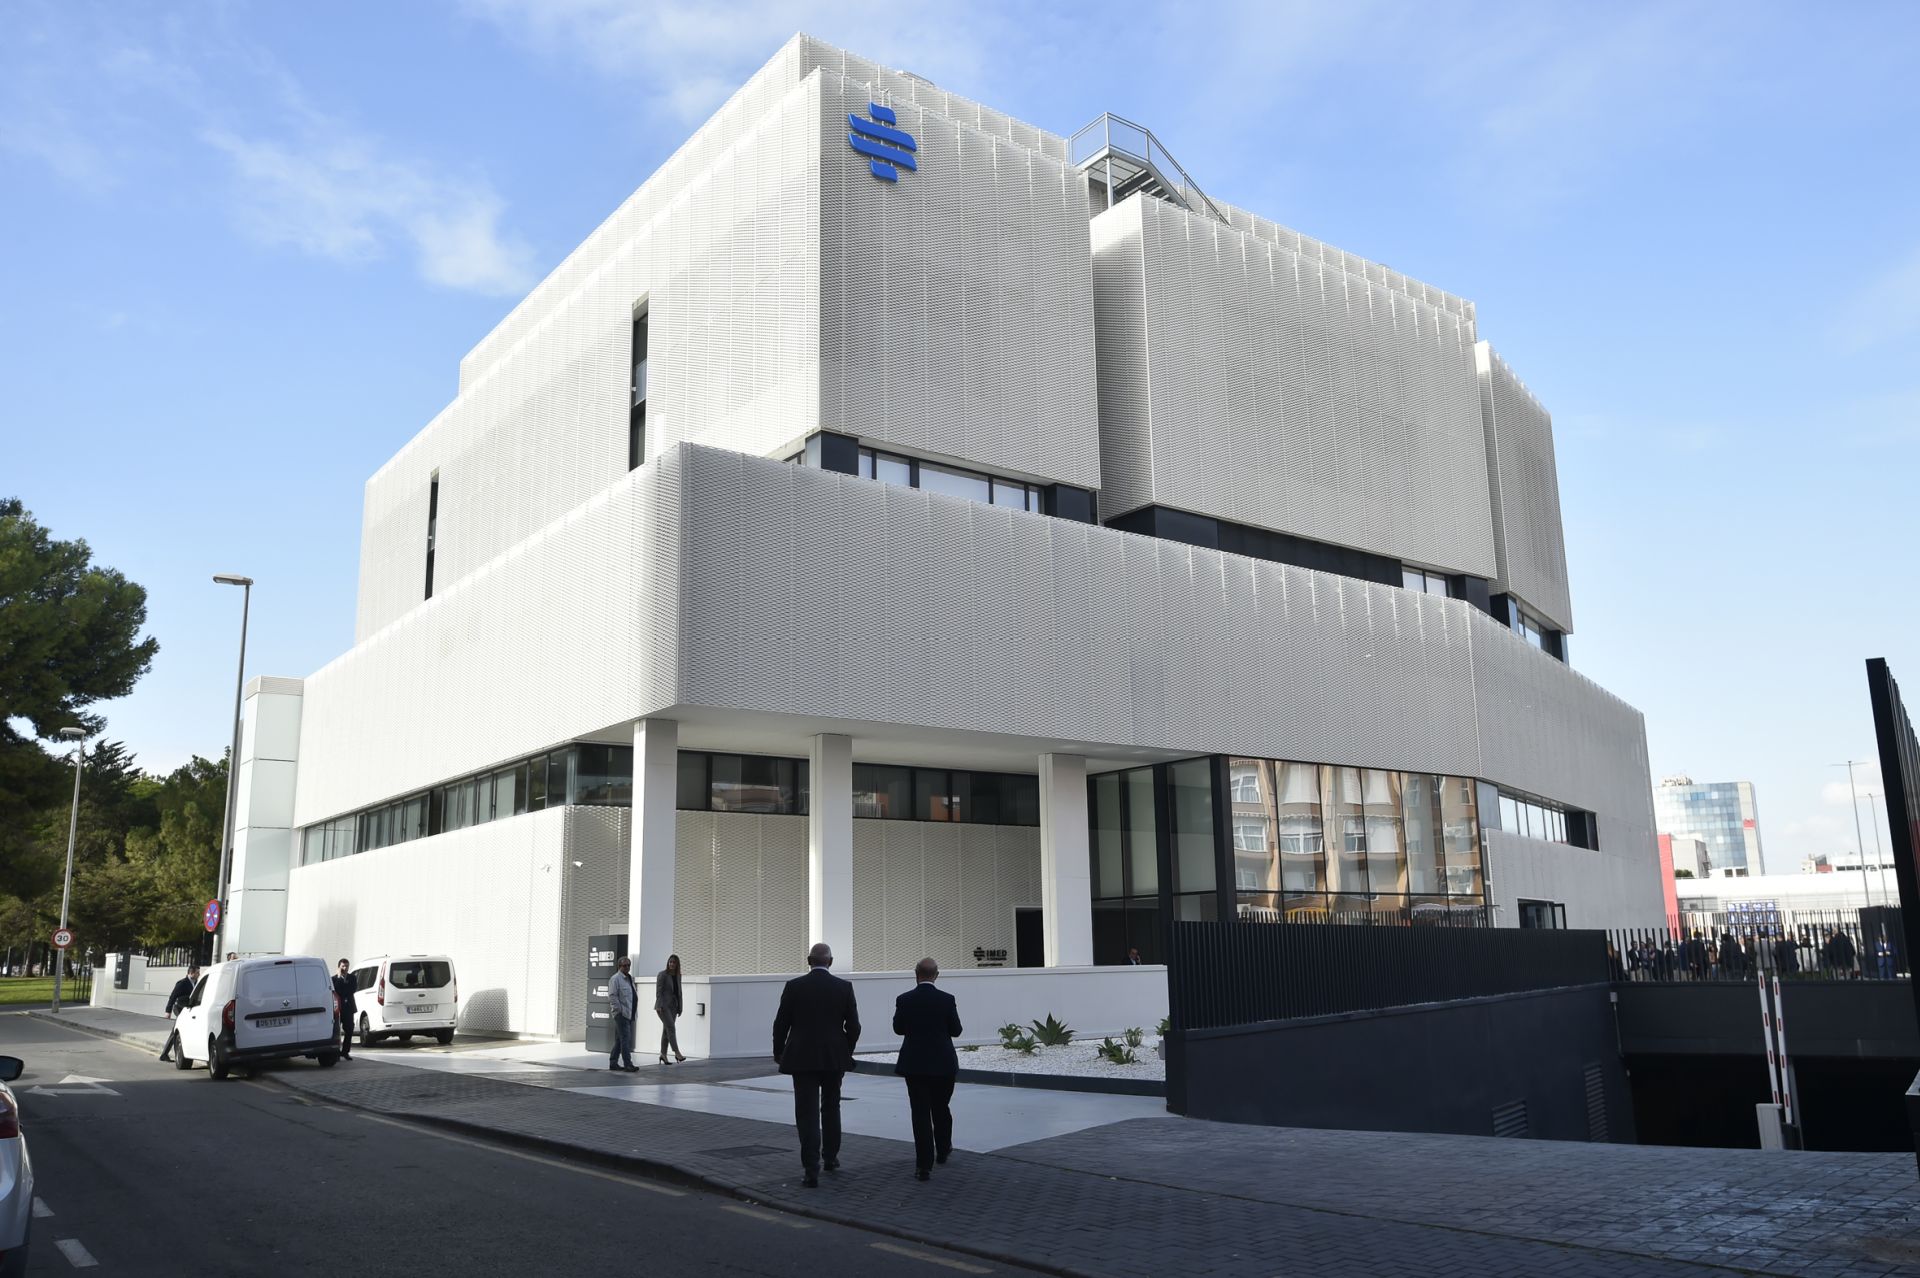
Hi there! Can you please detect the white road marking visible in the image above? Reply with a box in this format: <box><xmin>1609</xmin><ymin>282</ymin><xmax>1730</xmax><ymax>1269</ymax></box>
<box><xmin>54</xmin><ymin>1238</ymin><xmax>99</xmax><ymax>1268</ymax></box>
<box><xmin>26</xmin><ymin>1073</ymin><xmax>120</xmax><ymax>1098</ymax></box>
<box><xmin>32</xmin><ymin>1197</ymin><xmax>52</xmax><ymax>1217</ymax></box>
<box><xmin>720</xmin><ymin>1203</ymin><xmax>812</xmax><ymax>1229</ymax></box>
<box><xmin>870</xmin><ymin>1241</ymin><xmax>993</xmax><ymax>1273</ymax></box>
<box><xmin>352</xmin><ymin>1110</ymin><xmax>686</xmax><ymax>1196</ymax></box>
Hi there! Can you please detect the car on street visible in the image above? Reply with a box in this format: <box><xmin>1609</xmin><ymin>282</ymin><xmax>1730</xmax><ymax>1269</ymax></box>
<box><xmin>173</xmin><ymin>957</ymin><xmax>341</xmax><ymax>1078</ymax></box>
<box><xmin>349</xmin><ymin>955</ymin><xmax>458</xmax><ymax>1046</ymax></box>
<box><xmin>0</xmin><ymin>1054</ymin><xmax>32</xmax><ymax>1278</ymax></box>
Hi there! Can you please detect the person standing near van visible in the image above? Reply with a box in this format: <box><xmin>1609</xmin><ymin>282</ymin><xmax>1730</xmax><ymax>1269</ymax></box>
<box><xmin>332</xmin><ymin>959</ymin><xmax>358</xmax><ymax>1060</ymax></box>
<box><xmin>158</xmin><ymin>963</ymin><xmax>199</xmax><ymax>1062</ymax></box>
<box><xmin>655</xmin><ymin>954</ymin><xmax>687</xmax><ymax>1063</ymax></box>
<box><xmin>608</xmin><ymin>956</ymin><xmax>640</xmax><ymax>1072</ymax></box>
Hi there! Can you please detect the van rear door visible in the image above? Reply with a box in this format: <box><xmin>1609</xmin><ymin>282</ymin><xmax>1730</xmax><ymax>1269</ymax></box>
<box><xmin>385</xmin><ymin>960</ymin><xmax>454</xmax><ymax>1021</ymax></box>
<box><xmin>292</xmin><ymin>960</ymin><xmax>336</xmax><ymax>1047</ymax></box>
<box><xmin>236</xmin><ymin>961</ymin><xmax>303</xmax><ymax>1050</ymax></box>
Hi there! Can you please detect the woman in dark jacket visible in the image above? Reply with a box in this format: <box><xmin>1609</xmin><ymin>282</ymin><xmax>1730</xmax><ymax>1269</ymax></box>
<box><xmin>655</xmin><ymin>953</ymin><xmax>687</xmax><ymax>1063</ymax></box>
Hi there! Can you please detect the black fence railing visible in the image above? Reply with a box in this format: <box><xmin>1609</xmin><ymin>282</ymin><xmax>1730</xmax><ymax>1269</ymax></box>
<box><xmin>1168</xmin><ymin>919</ymin><xmax>1609</xmax><ymax>1031</ymax></box>
<box><xmin>1610</xmin><ymin>908</ymin><xmax>1907</xmax><ymax>983</ymax></box>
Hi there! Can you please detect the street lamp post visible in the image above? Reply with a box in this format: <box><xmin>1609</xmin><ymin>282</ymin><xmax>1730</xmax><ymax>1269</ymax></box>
<box><xmin>1836</xmin><ymin>760</ymin><xmax>1879</xmax><ymax>913</ymax></box>
<box><xmin>1864</xmin><ymin>788</ymin><xmax>1893</xmax><ymax>905</ymax></box>
<box><xmin>212</xmin><ymin>574</ymin><xmax>254</xmax><ymax>961</ymax></box>
<box><xmin>51</xmin><ymin>726</ymin><xmax>86</xmax><ymax>1013</ymax></box>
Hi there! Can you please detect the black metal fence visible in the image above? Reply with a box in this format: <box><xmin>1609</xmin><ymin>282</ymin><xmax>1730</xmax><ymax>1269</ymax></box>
<box><xmin>1610</xmin><ymin>909</ymin><xmax>1907</xmax><ymax>984</ymax></box>
<box><xmin>1168</xmin><ymin>918</ymin><xmax>1609</xmax><ymax>1031</ymax></box>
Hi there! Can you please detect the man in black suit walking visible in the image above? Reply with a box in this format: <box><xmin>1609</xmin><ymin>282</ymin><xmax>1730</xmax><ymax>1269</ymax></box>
<box><xmin>158</xmin><ymin>963</ymin><xmax>200</xmax><ymax>1062</ymax></box>
<box><xmin>773</xmin><ymin>943</ymin><xmax>860</xmax><ymax>1188</ymax></box>
<box><xmin>893</xmin><ymin>958</ymin><xmax>961</xmax><ymax>1181</ymax></box>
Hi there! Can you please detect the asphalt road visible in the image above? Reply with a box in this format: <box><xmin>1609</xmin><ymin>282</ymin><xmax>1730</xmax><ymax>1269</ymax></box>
<box><xmin>1</xmin><ymin>1014</ymin><xmax>1038</xmax><ymax>1277</ymax></box>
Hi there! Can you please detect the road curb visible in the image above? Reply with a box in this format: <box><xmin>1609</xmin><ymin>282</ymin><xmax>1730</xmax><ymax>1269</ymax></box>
<box><xmin>21</xmin><ymin>1009</ymin><xmax>165</xmax><ymax>1051</ymax></box>
<box><xmin>261</xmin><ymin>1070</ymin><xmax>1098</xmax><ymax>1278</ymax></box>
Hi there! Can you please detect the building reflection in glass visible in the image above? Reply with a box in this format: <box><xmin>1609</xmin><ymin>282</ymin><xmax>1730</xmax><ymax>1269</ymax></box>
<box><xmin>1227</xmin><ymin>757</ymin><xmax>1486</xmax><ymax>925</ymax></box>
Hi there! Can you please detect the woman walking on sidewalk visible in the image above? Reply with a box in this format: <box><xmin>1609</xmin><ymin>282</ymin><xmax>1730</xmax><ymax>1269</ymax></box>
<box><xmin>656</xmin><ymin>954</ymin><xmax>687</xmax><ymax>1062</ymax></box>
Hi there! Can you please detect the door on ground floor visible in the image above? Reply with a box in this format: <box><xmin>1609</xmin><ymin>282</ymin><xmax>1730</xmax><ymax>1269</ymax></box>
<box><xmin>1015</xmin><ymin>908</ymin><xmax>1043</xmax><ymax>968</ymax></box>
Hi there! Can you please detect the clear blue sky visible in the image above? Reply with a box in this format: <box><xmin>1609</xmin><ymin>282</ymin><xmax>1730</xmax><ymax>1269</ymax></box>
<box><xmin>6</xmin><ymin>2</ymin><xmax>1915</xmax><ymax>870</ymax></box>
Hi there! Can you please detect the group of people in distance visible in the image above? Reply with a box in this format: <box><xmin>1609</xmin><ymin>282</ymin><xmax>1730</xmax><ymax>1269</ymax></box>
<box><xmin>606</xmin><ymin>942</ymin><xmax>960</xmax><ymax>1186</ymax></box>
<box><xmin>1613</xmin><ymin>927</ymin><xmax>1893</xmax><ymax>982</ymax></box>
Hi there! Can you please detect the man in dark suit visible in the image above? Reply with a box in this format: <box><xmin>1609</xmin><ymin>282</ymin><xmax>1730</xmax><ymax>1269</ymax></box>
<box><xmin>332</xmin><ymin>958</ymin><xmax>359</xmax><ymax>1060</ymax></box>
<box><xmin>772</xmin><ymin>943</ymin><xmax>860</xmax><ymax>1188</ymax></box>
<box><xmin>157</xmin><ymin>963</ymin><xmax>200</xmax><ymax>1062</ymax></box>
<box><xmin>893</xmin><ymin>958</ymin><xmax>961</xmax><ymax>1181</ymax></box>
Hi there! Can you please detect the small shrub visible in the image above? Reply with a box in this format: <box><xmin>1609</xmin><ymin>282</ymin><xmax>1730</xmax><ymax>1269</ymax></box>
<box><xmin>961</xmin><ymin>1044</ymin><xmax>979</xmax><ymax>1052</ymax></box>
<box><xmin>1007</xmin><ymin>1033</ymin><xmax>1039</xmax><ymax>1055</ymax></box>
<box><xmin>1156</xmin><ymin>1016</ymin><xmax>1171</xmax><ymax>1037</ymax></box>
<box><xmin>1096</xmin><ymin>1037</ymin><xmax>1137</xmax><ymax>1065</ymax></box>
<box><xmin>1123</xmin><ymin>1026</ymin><xmax>1144</xmax><ymax>1049</ymax></box>
<box><xmin>998</xmin><ymin>1022</ymin><xmax>1026</xmax><ymax>1049</ymax></box>
<box><xmin>1030</xmin><ymin>1013</ymin><xmax>1075</xmax><ymax>1046</ymax></box>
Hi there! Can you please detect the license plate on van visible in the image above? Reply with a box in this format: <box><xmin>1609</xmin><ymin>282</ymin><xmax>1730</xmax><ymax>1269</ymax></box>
<box><xmin>407</xmin><ymin>1004</ymin><xmax>436</xmax><ymax>1014</ymax></box>
<box><xmin>257</xmin><ymin>1016</ymin><xmax>292</xmax><ymax>1028</ymax></box>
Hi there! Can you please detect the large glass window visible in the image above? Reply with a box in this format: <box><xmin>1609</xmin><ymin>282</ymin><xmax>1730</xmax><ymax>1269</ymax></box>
<box><xmin>848</xmin><ymin>763</ymin><xmax>1035</xmax><ymax>825</ymax></box>
<box><xmin>855</xmin><ymin>448</ymin><xmax>1042</xmax><ymax>512</ymax></box>
<box><xmin>918</xmin><ymin>463</ymin><xmax>991</xmax><ymax>505</ymax></box>
<box><xmin>1125</xmin><ymin>768</ymin><xmax>1159</xmax><ymax>895</ymax></box>
<box><xmin>1169</xmin><ymin>758</ymin><xmax>1216</xmax><ymax>897</ymax></box>
<box><xmin>1092</xmin><ymin>773</ymin><xmax>1125</xmax><ymax>900</ymax></box>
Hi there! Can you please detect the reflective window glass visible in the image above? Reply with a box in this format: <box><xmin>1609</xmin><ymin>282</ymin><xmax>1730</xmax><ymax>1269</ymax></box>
<box><xmin>1169</xmin><ymin>758</ymin><xmax>1216</xmax><ymax>894</ymax></box>
<box><xmin>919</xmin><ymin>463</ymin><xmax>992</xmax><ymax>504</ymax></box>
<box><xmin>493</xmin><ymin>767</ymin><xmax>518</xmax><ymax>818</ymax></box>
<box><xmin>915</xmin><ymin>768</ymin><xmax>956</xmax><ymax>821</ymax></box>
<box><xmin>853</xmin><ymin>764</ymin><xmax>910</xmax><ymax>819</ymax></box>
<box><xmin>1402</xmin><ymin>773</ymin><xmax>1442</xmax><ymax>894</ymax></box>
<box><xmin>1092</xmin><ymin>773</ymin><xmax>1125</xmax><ymax>899</ymax></box>
<box><xmin>1125</xmin><ymin>767</ymin><xmax>1158</xmax><ymax>894</ymax></box>
<box><xmin>1362</xmin><ymin>768</ymin><xmax>1406</xmax><ymax>895</ymax></box>
<box><xmin>874</xmin><ymin>453</ymin><xmax>912</xmax><ymax>487</ymax></box>
<box><xmin>1228</xmin><ymin>758</ymin><xmax>1276</xmax><ymax>895</ymax></box>
<box><xmin>990</xmin><ymin>478</ymin><xmax>1030</xmax><ymax>510</ymax></box>
<box><xmin>1275</xmin><ymin>761</ymin><xmax>1324</xmax><ymax>891</ymax></box>
<box><xmin>1440</xmin><ymin>776</ymin><xmax>1481</xmax><ymax>896</ymax></box>
<box><xmin>1326</xmin><ymin>767</ymin><xmax>1367</xmax><ymax>894</ymax></box>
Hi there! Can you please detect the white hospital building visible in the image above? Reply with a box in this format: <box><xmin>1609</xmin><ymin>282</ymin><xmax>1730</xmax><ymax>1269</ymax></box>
<box><xmin>219</xmin><ymin>36</ymin><xmax>1663</xmax><ymax>1050</ymax></box>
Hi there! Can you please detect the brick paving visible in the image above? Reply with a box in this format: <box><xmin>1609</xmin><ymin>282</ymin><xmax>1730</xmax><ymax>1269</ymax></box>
<box><xmin>32</xmin><ymin>1007</ymin><xmax>1920</xmax><ymax>1277</ymax></box>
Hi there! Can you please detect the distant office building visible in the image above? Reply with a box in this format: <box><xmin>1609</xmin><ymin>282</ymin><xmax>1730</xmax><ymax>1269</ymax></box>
<box><xmin>1659</xmin><ymin>833</ymin><xmax>1710</xmax><ymax>879</ymax></box>
<box><xmin>1653</xmin><ymin>777</ymin><xmax>1763</xmax><ymax>876</ymax></box>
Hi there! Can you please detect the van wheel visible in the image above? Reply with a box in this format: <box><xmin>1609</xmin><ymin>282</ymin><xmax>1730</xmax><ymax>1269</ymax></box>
<box><xmin>360</xmin><ymin>1014</ymin><xmax>378</xmax><ymax>1048</ymax></box>
<box><xmin>317</xmin><ymin>1051</ymin><xmax>338</xmax><ymax>1068</ymax></box>
<box><xmin>400</xmin><ymin>1033</ymin><xmax>414</xmax><ymax>1043</ymax></box>
<box><xmin>434</xmin><ymin>1029</ymin><xmax>454</xmax><ymax>1046</ymax></box>
<box><xmin>173</xmin><ymin>1046</ymin><xmax>193</xmax><ymax>1071</ymax></box>
<box><xmin>208</xmin><ymin>1037</ymin><xmax>230</xmax><ymax>1081</ymax></box>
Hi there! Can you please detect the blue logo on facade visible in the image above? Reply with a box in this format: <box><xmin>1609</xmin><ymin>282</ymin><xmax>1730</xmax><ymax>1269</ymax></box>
<box><xmin>848</xmin><ymin>102</ymin><xmax>916</xmax><ymax>182</ymax></box>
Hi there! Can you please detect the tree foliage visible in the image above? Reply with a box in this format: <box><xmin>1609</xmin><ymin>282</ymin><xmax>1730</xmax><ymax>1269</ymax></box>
<box><xmin>0</xmin><ymin>748</ymin><xmax>228</xmax><ymax>957</ymax></box>
<box><xmin>0</xmin><ymin>497</ymin><xmax>159</xmax><ymax>834</ymax></box>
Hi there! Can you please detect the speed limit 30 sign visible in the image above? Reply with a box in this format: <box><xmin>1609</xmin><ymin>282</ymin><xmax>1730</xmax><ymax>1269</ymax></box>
<box><xmin>51</xmin><ymin>927</ymin><xmax>74</xmax><ymax>950</ymax></box>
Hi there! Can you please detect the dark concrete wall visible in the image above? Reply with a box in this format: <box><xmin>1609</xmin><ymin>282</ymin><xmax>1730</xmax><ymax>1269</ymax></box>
<box><xmin>1616</xmin><ymin>981</ymin><xmax>1918</xmax><ymax>1058</ymax></box>
<box><xmin>1176</xmin><ymin>984</ymin><xmax>1631</xmax><ymax>1143</ymax></box>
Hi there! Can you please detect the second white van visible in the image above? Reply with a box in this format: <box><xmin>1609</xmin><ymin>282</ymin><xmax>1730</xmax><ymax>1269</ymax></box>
<box><xmin>348</xmin><ymin>956</ymin><xmax>458</xmax><ymax>1046</ymax></box>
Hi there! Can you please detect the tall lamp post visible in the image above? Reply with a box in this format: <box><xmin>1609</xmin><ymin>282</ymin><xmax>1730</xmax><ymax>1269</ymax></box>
<box><xmin>1836</xmin><ymin>760</ymin><xmax>1880</xmax><ymax>912</ymax></box>
<box><xmin>212</xmin><ymin>574</ymin><xmax>254</xmax><ymax>961</ymax></box>
<box><xmin>51</xmin><ymin>726</ymin><xmax>86</xmax><ymax>1013</ymax></box>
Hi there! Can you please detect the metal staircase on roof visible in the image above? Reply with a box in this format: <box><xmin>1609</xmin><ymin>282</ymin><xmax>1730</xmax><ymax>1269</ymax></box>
<box><xmin>1069</xmin><ymin>113</ymin><xmax>1227</xmax><ymax>223</ymax></box>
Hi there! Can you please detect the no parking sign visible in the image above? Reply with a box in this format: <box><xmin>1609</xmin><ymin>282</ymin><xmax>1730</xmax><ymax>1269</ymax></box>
<box><xmin>203</xmin><ymin>899</ymin><xmax>222</xmax><ymax>933</ymax></box>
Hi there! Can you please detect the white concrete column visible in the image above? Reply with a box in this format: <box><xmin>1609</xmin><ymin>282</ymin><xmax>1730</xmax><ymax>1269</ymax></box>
<box><xmin>1039</xmin><ymin>753</ymin><xmax>1093</xmax><ymax>967</ymax></box>
<box><xmin>227</xmin><ymin>677</ymin><xmax>304</xmax><ymax>956</ymax></box>
<box><xmin>808</xmin><ymin>733</ymin><xmax>854</xmax><ymax>969</ymax></box>
<box><xmin>630</xmin><ymin>718</ymin><xmax>678</xmax><ymax>974</ymax></box>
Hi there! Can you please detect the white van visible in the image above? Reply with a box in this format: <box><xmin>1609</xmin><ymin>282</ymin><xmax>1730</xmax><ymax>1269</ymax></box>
<box><xmin>172</xmin><ymin>957</ymin><xmax>340</xmax><ymax>1079</ymax></box>
<box><xmin>348</xmin><ymin>956</ymin><xmax>458</xmax><ymax>1046</ymax></box>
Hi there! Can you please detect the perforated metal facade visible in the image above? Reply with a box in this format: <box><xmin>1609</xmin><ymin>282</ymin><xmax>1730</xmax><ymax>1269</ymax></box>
<box><xmin>1477</xmin><ymin>343</ymin><xmax>1573</xmax><ymax>632</ymax></box>
<box><xmin>1092</xmin><ymin>195</ymin><xmax>1495</xmax><ymax>579</ymax></box>
<box><xmin>268</xmin><ymin>35</ymin><xmax>1660</xmax><ymax>997</ymax></box>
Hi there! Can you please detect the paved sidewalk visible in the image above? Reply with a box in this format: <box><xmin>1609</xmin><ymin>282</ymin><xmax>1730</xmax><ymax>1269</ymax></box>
<box><xmin>25</xmin><ymin>1006</ymin><xmax>1920</xmax><ymax>1277</ymax></box>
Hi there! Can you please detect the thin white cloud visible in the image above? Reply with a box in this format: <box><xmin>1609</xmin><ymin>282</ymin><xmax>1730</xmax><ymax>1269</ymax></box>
<box><xmin>2</xmin><ymin>3</ymin><xmax>536</xmax><ymax>297</ymax></box>
<box><xmin>458</xmin><ymin>0</ymin><xmax>1004</xmax><ymax>122</ymax></box>
<box><xmin>203</xmin><ymin>127</ymin><xmax>536</xmax><ymax>296</ymax></box>
<box><xmin>1833</xmin><ymin>243</ymin><xmax>1920</xmax><ymax>351</ymax></box>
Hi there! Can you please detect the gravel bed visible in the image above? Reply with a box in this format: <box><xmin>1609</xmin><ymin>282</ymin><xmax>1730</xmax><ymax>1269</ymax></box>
<box><xmin>859</xmin><ymin>1040</ymin><xmax>1165</xmax><ymax>1081</ymax></box>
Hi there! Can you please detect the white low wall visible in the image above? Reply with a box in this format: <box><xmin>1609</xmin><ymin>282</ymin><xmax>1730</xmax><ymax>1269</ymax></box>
<box><xmin>637</xmin><ymin>964</ymin><xmax>1166</xmax><ymax>1061</ymax></box>
<box><xmin>88</xmin><ymin>957</ymin><xmax>193</xmax><ymax>1017</ymax></box>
